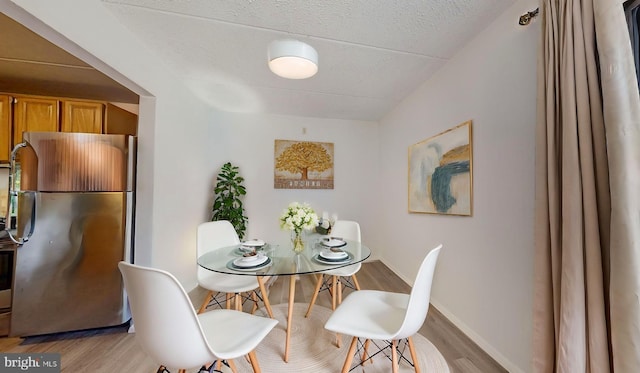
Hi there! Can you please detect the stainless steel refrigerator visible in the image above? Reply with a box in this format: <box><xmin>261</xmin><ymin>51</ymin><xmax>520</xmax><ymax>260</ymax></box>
<box><xmin>4</xmin><ymin>132</ymin><xmax>135</xmax><ymax>337</ymax></box>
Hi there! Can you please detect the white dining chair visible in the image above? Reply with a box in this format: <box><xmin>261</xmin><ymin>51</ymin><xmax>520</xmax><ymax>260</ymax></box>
<box><xmin>305</xmin><ymin>220</ymin><xmax>362</xmax><ymax>318</ymax></box>
<box><xmin>324</xmin><ymin>244</ymin><xmax>443</xmax><ymax>373</ymax></box>
<box><xmin>197</xmin><ymin>221</ymin><xmax>273</xmax><ymax>317</ymax></box>
<box><xmin>118</xmin><ymin>261</ymin><xmax>278</xmax><ymax>373</ymax></box>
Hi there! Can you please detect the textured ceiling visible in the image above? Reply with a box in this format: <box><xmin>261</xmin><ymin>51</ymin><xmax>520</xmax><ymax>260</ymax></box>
<box><xmin>0</xmin><ymin>1</ymin><xmax>515</xmax><ymax>120</ymax></box>
<box><xmin>102</xmin><ymin>0</ymin><xmax>515</xmax><ymax>121</ymax></box>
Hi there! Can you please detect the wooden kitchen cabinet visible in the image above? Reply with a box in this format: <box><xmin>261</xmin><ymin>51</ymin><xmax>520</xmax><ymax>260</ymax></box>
<box><xmin>0</xmin><ymin>94</ymin><xmax>137</xmax><ymax>164</ymax></box>
<box><xmin>61</xmin><ymin>100</ymin><xmax>104</xmax><ymax>133</ymax></box>
<box><xmin>0</xmin><ymin>95</ymin><xmax>11</xmax><ymax>162</ymax></box>
<box><xmin>12</xmin><ymin>95</ymin><xmax>59</xmax><ymax>146</ymax></box>
<box><xmin>104</xmin><ymin>103</ymin><xmax>137</xmax><ymax>136</ymax></box>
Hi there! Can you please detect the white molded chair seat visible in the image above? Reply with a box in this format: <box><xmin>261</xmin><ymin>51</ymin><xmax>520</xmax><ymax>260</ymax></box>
<box><xmin>118</xmin><ymin>261</ymin><xmax>278</xmax><ymax>373</ymax></box>
<box><xmin>197</xmin><ymin>221</ymin><xmax>272</xmax><ymax>316</ymax></box>
<box><xmin>326</xmin><ymin>290</ymin><xmax>409</xmax><ymax>340</ymax></box>
<box><xmin>324</xmin><ymin>244</ymin><xmax>442</xmax><ymax>373</ymax></box>
<box><xmin>305</xmin><ymin>220</ymin><xmax>362</xmax><ymax>318</ymax></box>
<box><xmin>198</xmin><ymin>309</ymin><xmax>275</xmax><ymax>360</ymax></box>
<box><xmin>321</xmin><ymin>262</ymin><xmax>361</xmax><ymax>278</ymax></box>
<box><xmin>199</xmin><ymin>272</ymin><xmax>260</xmax><ymax>294</ymax></box>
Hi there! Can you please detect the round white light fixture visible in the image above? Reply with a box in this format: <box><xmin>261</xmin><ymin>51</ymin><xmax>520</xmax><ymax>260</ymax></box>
<box><xmin>268</xmin><ymin>39</ymin><xmax>318</xmax><ymax>79</ymax></box>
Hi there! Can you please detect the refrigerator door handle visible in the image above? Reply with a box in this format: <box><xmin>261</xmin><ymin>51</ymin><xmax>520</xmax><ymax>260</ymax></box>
<box><xmin>5</xmin><ymin>141</ymin><xmax>35</xmax><ymax>244</ymax></box>
<box><xmin>18</xmin><ymin>197</ymin><xmax>36</xmax><ymax>244</ymax></box>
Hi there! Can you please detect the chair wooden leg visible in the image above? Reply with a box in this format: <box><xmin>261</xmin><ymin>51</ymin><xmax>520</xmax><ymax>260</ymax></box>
<box><xmin>352</xmin><ymin>274</ymin><xmax>361</xmax><ymax>290</ymax></box>
<box><xmin>257</xmin><ymin>277</ymin><xmax>274</xmax><ymax>318</ymax></box>
<box><xmin>305</xmin><ymin>274</ymin><xmax>324</xmax><ymax>317</ymax></box>
<box><xmin>391</xmin><ymin>339</ymin><xmax>399</xmax><ymax>373</ymax></box>
<box><xmin>226</xmin><ymin>293</ymin><xmax>232</xmax><ymax>309</ymax></box>
<box><xmin>407</xmin><ymin>336</ymin><xmax>421</xmax><ymax>373</ymax></box>
<box><xmin>334</xmin><ymin>277</ymin><xmax>343</xmax><ymax>348</ymax></box>
<box><xmin>341</xmin><ymin>337</ymin><xmax>358</xmax><ymax>373</ymax></box>
<box><xmin>235</xmin><ymin>293</ymin><xmax>242</xmax><ymax>311</ymax></box>
<box><xmin>250</xmin><ymin>292</ymin><xmax>260</xmax><ymax>314</ymax></box>
<box><xmin>178</xmin><ymin>370</ymin><xmax>186</xmax><ymax>373</ymax></box>
<box><xmin>361</xmin><ymin>339</ymin><xmax>371</xmax><ymax>365</ymax></box>
<box><xmin>331</xmin><ymin>276</ymin><xmax>338</xmax><ymax>310</ymax></box>
<box><xmin>198</xmin><ymin>291</ymin><xmax>214</xmax><ymax>314</ymax></box>
<box><xmin>338</xmin><ymin>277</ymin><xmax>344</xmax><ymax>304</ymax></box>
<box><xmin>247</xmin><ymin>350</ymin><xmax>261</xmax><ymax>373</ymax></box>
<box><xmin>227</xmin><ymin>359</ymin><xmax>238</xmax><ymax>373</ymax></box>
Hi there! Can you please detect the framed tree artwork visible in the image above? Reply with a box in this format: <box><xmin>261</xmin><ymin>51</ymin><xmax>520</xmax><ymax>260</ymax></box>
<box><xmin>408</xmin><ymin>120</ymin><xmax>473</xmax><ymax>215</ymax></box>
<box><xmin>274</xmin><ymin>140</ymin><xmax>334</xmax><ymax>189</ymax></box>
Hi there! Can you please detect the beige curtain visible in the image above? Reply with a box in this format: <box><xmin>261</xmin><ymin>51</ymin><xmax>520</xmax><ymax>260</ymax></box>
<box><xmin>595</xmin><ymin>0</ymin><xmax>640</xmax><ymax>371</ymax></box>
<box><xmin>534</xmin><ymin>0</ymin><xmax>640</xmax><ymax>372</ymax></box>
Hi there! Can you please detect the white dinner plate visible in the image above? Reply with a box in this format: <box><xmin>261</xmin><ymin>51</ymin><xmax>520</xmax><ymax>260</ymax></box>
<box><xmin>228</xmin><ymin>257</ymin><xmax>272</xmax><ymax>271</ymax></box>
<box><xmin>321</xmin><ymin>238</ymin><xmax>347</xmax><ymax>248</ymax></box>
<box><xmin>319</xmin><ymin>249</ymin><xmax>348</xmax><ymax>260</ymax></box>
<box><xmin>242</xmin><ymin>239</ymin><xmax>266</xmax><ymax>247</ymax></box>
<box><xmin>313</xmin><ymin>253</ymin><xmax>353</xmax><ymax>265</ymax></box>
<box><xmin>233</xmin><ymin>255</ymin><xmax>268</xmax><ymax>267</ymax></box>
<box><xmin>238</xmin><ymin>245</ymin><xmax>256</xmax><ymax>253</ymax></box>
<box><xmin>234</xmin><ymin>243</ymin><xmax>270</xmax><ymax>256</ymax></box>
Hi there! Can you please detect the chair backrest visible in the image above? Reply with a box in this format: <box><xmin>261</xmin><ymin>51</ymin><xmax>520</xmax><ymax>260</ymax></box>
<box><xmin>329</xmin><ymin>220</ymin><xmax>362</xmax><ymax>273</ymax></box>
<box><xmin>395</xmin><ymin>244</ymin><xmax>443</xmax><ymax>339</ymax></box>
<box><xmin>331</xmin><ymin>220</ymin><xmax>361</xmax><ymax>242</ymax></box>
<box><xmin>197</xmin><ymin>220</ymin><xmax>241</xmax><ymax>257</ymax></box>
<box><xmin>197</xmin><ymin>220</ymin><xmax>240</xmax><ymax>281</ymax></box>
<box><xmin>118</xmin><ymin>262</ymin><xmax>215</xmax><ymax>370</ymax></box>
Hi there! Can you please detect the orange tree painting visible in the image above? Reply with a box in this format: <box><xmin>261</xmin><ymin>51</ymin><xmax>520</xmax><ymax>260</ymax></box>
<box><xmin>274</xmin><ymin>140</ymin><xmax>334</xmax><ymax>189</ymax></box>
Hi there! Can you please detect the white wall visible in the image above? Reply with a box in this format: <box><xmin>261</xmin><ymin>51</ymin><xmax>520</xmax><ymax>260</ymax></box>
<box><xmin>205</xmin><ymin>112</ymin><xmax>380</xmax><ymax>271</ymax></box>
<box><xmin>4</xmin><ymin>0</ymin><xmax>380</xmax><ymax>288</ymax></box>
<box><xmin>5</xmin><ymin>0</ymin><xmax>540</xmax><ymax>371</ymax></box>
<box><xmin>377</xmin><ymin>1</ymin><xmax>539</xmax><ymax>372</ymax></box>
<box><xmin>5</xmin><ymin>0</ymin><xmax>216</xmax><ymax>286</ymax></box>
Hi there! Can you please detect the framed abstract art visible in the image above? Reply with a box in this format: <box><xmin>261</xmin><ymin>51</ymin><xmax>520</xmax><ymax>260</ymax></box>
<box><xmin>408</xmin><ymin>120</ymin><xmax>473</xmax><ymax>215</ymax></box>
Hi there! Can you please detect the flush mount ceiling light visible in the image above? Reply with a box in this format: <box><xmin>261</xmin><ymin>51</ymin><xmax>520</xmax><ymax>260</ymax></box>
<box><xmin>268</xmin><ymin>39</ymin><xmax>318</xmax><ymax>79</ymax></box>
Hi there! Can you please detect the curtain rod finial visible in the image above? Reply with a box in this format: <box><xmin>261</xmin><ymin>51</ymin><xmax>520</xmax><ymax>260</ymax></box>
<box><xmin>519</xmin><ymin>8</ymin><xmax>540</xmax><ymax>26</ymax></box>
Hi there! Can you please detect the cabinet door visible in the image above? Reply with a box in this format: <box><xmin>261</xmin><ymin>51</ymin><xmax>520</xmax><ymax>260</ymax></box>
<box><xmin>0</xmin><ymin>95</ymin><xmax>11</xmax><ymax>162</ymax></box>
<box><xmin>61</xmin><ymin>100</ymin><xmax>104</xmax><ymax>133</ymax></box>
<box><xmin>13</xmin><ymin>96</ymin><xmax>59</xmax><ymax>146</ymax></box>
<box><xmin>104</xmin><ymin>103</ymin><xmax>138</xmax><ymax>136</ymax></box>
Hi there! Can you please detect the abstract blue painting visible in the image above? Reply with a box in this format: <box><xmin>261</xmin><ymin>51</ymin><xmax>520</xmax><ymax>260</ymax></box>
<box><xmin>408</xmin><ymin>121</ymin><xmax>472</xmax><ymax>215</ymax></box>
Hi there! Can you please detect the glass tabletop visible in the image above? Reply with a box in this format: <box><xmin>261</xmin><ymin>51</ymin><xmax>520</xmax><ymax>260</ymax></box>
<box><xmin>197</xmin><ymin>239</ymin><xmax>371</xmax><ymax>276</ymax></box>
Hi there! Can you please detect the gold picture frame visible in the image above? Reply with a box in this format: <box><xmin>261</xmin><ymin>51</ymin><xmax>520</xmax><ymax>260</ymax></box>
<box><xmin>274</xmin><ymin>140</ymin><xmax>334</xmax><ymax>189</ymax></box>
<box><xmin>408</xmin><ymin>120</ymin><xmax>473</xmax><ymax>215</ymax></box>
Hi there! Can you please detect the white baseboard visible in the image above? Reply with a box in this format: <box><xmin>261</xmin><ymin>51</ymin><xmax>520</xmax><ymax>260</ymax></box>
<box><xmin>378</xmin><ymin>257</ymin><xmax>526</xmax><ymax>373</ymax></box>
<box><xmin>429</xmin><ymin>299</ymin><xmax>525</xmax><ymax>373</ymax></box>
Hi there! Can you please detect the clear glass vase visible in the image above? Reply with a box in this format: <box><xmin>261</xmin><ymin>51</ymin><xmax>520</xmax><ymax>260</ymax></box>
<box><xmin>291</xmin><ymin>230</ymin><xmax>305</xmax><ymax>253</ymax></box>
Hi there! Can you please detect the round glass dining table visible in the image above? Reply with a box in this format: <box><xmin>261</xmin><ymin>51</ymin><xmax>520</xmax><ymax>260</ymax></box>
<box><xmin>197</xmin><ymin>239</ymin><xmax>371</xmax><ymax>363</ymax></box>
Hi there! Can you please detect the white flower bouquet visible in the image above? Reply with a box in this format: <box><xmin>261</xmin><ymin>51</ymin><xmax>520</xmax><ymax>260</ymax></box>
<box><xmin>279</xmin><ymin>202</ymin><xmax>319</xmax><ymax>234</ymax></box>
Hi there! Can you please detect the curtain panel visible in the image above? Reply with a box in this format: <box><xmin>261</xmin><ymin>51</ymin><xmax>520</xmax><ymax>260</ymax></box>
<box><xmin>534</xmin><ymin>0</ymin><xmax>640</xmax><ymax>372</ymax></box>
<box><xmin>595</xmin><ymin>0</ymin><xmax>640</xmax><ymax>371</ymax></box>
<box><xmin>625</xmin><ymin>0</ymin><xmax>640</xmax><ymax>89</ymax></box>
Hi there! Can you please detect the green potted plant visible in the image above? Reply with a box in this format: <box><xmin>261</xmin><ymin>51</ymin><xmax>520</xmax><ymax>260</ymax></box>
<box><xmin>211</xmin><ymin>162</ymin><xmax>248</xmax><ymax>239</ymax></box>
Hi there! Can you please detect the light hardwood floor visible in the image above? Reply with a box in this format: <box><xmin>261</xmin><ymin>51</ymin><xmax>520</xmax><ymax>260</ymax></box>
<box><xmin>0</xmin><ymin>260</ymin><xmax>507</xmax><ymax>373</ymax></box>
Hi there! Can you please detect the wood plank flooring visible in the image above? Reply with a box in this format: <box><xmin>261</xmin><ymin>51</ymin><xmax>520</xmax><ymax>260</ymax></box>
<box><xmin>0</xmin><ymin>260</ymin><xmax>507</xmax><ymax>373</ymax></box>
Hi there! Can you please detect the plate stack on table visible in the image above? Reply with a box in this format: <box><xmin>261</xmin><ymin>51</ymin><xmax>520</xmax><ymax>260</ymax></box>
<box><xmin>229</xmin><ymin>252</ymin><xmax>272</xmax><ymax>271</ymax></box>
<box><xmin>236</xmin><ymin>239</ymin><xmax>267</xmax><ymax>255</ymax></box>
<box><xmin>315</xmin><ymin>240</ymin><xmax>353</xmax><ymax>265</ymax></box>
